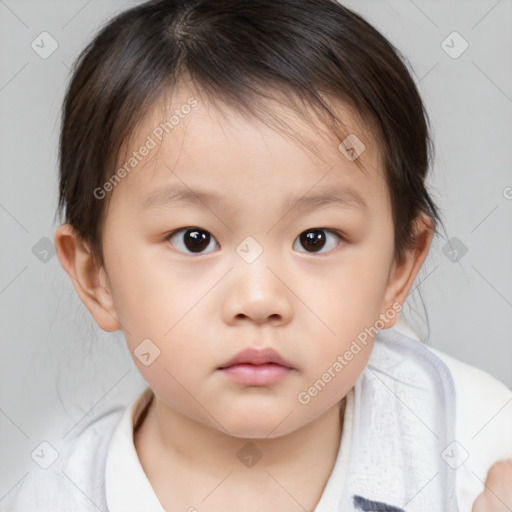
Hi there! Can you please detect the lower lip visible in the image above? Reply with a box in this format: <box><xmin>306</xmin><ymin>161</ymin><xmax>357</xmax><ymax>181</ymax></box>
<box><xmin>219</xmin><ymin>363</ymin><xmax>292</xmax><ymax>385</ymax></box>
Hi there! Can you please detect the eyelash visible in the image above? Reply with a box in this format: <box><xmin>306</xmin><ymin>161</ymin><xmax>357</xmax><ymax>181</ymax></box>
<box><xmin>164</xmin><ymin>227</ymin><xmax>346</xmax><ymax>255</ymax></box>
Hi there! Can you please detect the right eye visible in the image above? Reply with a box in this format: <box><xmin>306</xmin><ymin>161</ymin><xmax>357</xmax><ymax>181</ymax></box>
<box><xmin>165</xmin><ymin>227</ymin><xmax>220</xmax><ymax>255</ymax></box>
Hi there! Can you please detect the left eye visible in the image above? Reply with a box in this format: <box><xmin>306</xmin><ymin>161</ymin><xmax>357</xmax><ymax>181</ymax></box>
<box><xmin>166</xmin><ymin>227</ymin><xmax>219</xmax><ymax>254</ymax></box>
<box><xmin>293</xmin><ymin>228</ymin><xmax>342</xmax><ymax>253</ymax></box>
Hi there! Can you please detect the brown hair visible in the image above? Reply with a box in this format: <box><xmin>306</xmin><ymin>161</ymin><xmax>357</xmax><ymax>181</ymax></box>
<box><xmin>56</xmin><ymin>0</ymin><xmax>442</xmax><ymax>268</ymax></box>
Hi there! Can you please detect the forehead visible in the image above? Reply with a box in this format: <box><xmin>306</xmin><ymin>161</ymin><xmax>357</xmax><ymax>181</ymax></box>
<box><xmin>111</xmin><ymin>84</ymin><xmax>387</xmax><ymax>210</ymax></box>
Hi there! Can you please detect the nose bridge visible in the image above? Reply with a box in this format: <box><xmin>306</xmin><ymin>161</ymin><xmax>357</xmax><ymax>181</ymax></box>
<box><xmin>221</xmin><ymin>235</ymin><xmax>293</xmax><ymax>325</ymax></box>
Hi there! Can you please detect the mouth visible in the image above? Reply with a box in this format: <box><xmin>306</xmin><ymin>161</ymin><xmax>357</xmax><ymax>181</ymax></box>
<box><xmin>218</xmin><ymin>347</ymin><xmax>293</xmax><ymax>369</ymax></box>
<box><xmin>217</xmin><ymin>347</ymin><xmax>294</xmax><ymax>386</ymax></box>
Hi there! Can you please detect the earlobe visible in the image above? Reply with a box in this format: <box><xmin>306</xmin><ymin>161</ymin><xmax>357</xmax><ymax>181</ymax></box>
<box><xmin>380</xmin><ymin>215</ymin><xmax>434</xmax><ymax>329</ymax></box>
<box><xmin>54</xmin><ymin>224</ymin><xmax>120</xmax><ymax>332</ymax></box>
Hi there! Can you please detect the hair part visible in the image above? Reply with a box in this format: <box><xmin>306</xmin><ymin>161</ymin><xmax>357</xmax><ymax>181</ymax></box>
<box><xmin>56</xmin><ymin>0</ymin><xmax>442</xmax><ymax>269</ymax></box>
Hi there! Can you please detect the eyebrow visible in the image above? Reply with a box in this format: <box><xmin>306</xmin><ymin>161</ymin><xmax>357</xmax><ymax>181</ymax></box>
<box><xmin>142</xmin><ymin>184</ymin><xmax>368</xmax><ymax>212</ymax></box>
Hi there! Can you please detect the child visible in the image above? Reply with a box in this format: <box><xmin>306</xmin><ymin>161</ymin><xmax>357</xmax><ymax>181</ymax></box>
<box><xmin>3</xmin><ymin>0</ymin><xmax>511</xmax><ymax>511</ymax></box>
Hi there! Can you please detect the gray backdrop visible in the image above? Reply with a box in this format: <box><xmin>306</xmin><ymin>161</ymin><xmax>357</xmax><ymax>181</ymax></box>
<box><xmin>1</xmin><ymin>0</ymin><xmax>511</xmax><ymax>501</ymax></box>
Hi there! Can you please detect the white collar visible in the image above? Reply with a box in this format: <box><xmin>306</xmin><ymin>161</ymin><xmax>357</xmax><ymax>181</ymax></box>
<box><xmin>105</xmin><ymin>387</ymin><xmax>355</xmax><ymax>512</ymax></box>
<box><xmin>105</xmin><ymin>387</ymin><xmax>164</xmax><ymax>512</ymax></box>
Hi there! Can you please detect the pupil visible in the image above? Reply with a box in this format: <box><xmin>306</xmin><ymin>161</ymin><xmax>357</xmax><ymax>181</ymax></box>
<box><xmin>185</xmin><ymin>229</ymin><xmax>210</xmax><ymax>252</ymax></box>
<box><xmin>301</xmin><ymin>230</ymin><xmax>325</xmax><ymax>252</ymax></box>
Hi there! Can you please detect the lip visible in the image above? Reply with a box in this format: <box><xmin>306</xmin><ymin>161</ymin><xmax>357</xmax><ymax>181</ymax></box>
<box><xmin>217</xmin><ymin>347</ymin><xmax>294</xmax><ymax>386</ymax></box>
<box><xmin>218</xmin><ymin>347</ymin><xmax>293</xmax><ymax>369</ymax></box>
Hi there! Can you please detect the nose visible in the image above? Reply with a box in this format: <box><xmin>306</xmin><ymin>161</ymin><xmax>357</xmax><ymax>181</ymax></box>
<box><xmin>221</xmin><ymin>254</ymin><xmax>294</xmax><ymax>327</ymax></box>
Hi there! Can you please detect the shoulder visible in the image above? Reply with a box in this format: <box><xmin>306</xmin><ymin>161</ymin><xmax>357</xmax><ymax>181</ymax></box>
<box><xmin>426</xmin><ymin>344</ymin><xmax>512</xmax><ymax>456</ymax></box>
<box><xmin>392</xmin><ymin>320</ymin><xmax>512</xmax><ymax>460</ymax></box>
<box><xmin>425</xmin><ymin>344</ymin><xmax>512</xmax><ymax>508</ymax></box>
<box><xmin>0</xmin><ymin>406</ymin><xmax>124</xmax><ymax>512</ymax></box>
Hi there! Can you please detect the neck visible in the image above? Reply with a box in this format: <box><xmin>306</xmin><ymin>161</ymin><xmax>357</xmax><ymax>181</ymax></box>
<box><xmin>134</xmin><ymin>391</ymin><xmax>346</xmax><ymax>508</ymax></box>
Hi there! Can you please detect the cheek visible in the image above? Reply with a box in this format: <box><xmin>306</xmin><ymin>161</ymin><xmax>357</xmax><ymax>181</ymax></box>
<box><xmin>105</xmin><ymin>247</ymin><xmax>216</xmax><ymax>374</ymax></box>
<box><xmin>296</xmin><ymin>243</ymin><xmax>393</xmax><ymax>375</ymax></box>
<box><xmin>104</xmin><ymin>239</ymin><xmax>194</xmax><ymax>338</ymax></box>
<box><xmin>313</xmin><ymin>251</ymin><xmax>392</xmax><ymax>328</ymax></box>
<box><xmin>129</xmin><ymin>351</ymin><xmax>215</xmax><ymax>427</ymax></box>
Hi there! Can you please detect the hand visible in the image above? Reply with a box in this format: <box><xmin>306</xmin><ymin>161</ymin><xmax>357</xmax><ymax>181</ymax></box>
<box><xmin>472</xmin><ymin>459</ymin><xmax>512</xmax><ymax>512</ymax></box>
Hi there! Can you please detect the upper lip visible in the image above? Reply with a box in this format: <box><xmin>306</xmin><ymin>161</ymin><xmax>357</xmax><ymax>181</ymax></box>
<box><xmin>218</xmin><ymin>347</ymin><xmax>294</xmax><ymax>369</ymax></box>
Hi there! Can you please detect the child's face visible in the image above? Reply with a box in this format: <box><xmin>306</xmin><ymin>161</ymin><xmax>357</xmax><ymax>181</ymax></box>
<box><xmin>57</xmin><ymin>87</ymin><xmax>431</xmax><ymax>438</ymax></box>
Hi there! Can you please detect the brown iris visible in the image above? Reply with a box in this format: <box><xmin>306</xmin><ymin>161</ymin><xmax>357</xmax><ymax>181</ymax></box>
<box><xmin>299</xmin><ymin>229</ymin><xmax>326</xmax><ymax>252</ymax></box>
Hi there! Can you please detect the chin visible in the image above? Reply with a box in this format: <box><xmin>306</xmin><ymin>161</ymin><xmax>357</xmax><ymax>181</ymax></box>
<box><xmin>221</xmin><ymin>416</ymin><xmax>297</xmax><ymax>440</ymax></box>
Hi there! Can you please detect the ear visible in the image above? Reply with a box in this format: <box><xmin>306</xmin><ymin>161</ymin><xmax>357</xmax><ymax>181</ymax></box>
<box><xmin>379</xmin><ymin>215</ymin><xmax>434</xmax><ymax>329</ymax></box>
<box><xmin>54</xmin><ymin>224</ymin><xmax>120</xmax><ymax>332</ymax></box>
